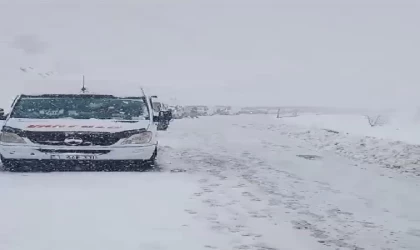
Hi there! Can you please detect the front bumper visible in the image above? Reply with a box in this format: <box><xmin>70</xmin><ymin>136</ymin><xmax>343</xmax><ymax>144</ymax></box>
<box><xmin>0</xmin><ymin>144</ymin><xmax>156</xmax><ymax>161</ymax></box>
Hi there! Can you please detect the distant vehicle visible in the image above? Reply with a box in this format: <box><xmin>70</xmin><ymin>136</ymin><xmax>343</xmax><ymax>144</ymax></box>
<box><xmin>151</xmin><ymin>100</ymin><xmax>172</xmax><ymax>130</ymax></box>
<box><xmin>183</xmin><ymin>106</ymin><xmax>204</xmax><ymax>118</ymax></box>
<box><xmin>0</xmin><ymin>90</ymin><xmax>167</xmax><ymax>172</ymax></box>
<box><xmin>195</xmin><ymin>106</ymin><xmax>209</xmax><ymax>116</ymax></box>
<box><xmin>171</xmin><ymin>106</ymin><xmax>185</xmax><ymax>119</ymax></box>
<box><xmin>238</xmin><ymin>108</ymin><xmax>269</xmax><ymax>115</ymax></box>
<box><xmin>157</xmin><ymin>110</ymin><xmax>172</xmax><ymax>130</ymax></box>
<box><xmin>211</xmin><ymin>106</ymin><xmax>232</xmax><ymax>115</ymax></box>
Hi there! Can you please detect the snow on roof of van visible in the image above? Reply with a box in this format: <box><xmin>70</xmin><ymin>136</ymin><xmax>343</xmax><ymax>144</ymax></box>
<box><xmin>20</xmin><ymin>82</ymin><xmax>148</xmax><ymax>97</ymax></box>
<box><xmin>22</xmin><ymin>89</ymin><xmax>146</xmax><ymax>98</ymax></box>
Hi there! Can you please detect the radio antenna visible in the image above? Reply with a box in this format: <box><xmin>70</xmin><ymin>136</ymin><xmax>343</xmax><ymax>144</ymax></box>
<box><xmin>81</xmin><ymin>75</ymin><xmax>88</xmax><ymax>93</ymax></box>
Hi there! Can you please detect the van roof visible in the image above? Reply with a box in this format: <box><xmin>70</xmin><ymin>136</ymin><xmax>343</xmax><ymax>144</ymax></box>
<box><xmin>16</xmin><ymin>80</ymin><xmax>148</xmax><ymax>97</ymax></box>
<box><xmin>20</xmin><ymin>88</ymin><xmax>147</xmax><ymax>98</ymax></box>
<box><xmin>20</xmin><ymin>94</ymin><xmax>145</xmax><ymax>99</ymax></box>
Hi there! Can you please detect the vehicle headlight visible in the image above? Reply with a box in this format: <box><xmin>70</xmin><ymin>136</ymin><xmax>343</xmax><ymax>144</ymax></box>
<box><xmin>0</xmin><ymin>132</ymin><xmax>26</xmax><ymax>144</ymax></box>
<box><xmin>121</xmin><ymin>131</ymin><xmax>153</xmax><ymax>145</ymax></box>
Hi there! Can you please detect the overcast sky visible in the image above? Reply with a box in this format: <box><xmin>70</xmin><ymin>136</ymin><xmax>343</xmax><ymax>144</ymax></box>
<box><xmin>0</xmin><ymin>0</ymin><xmax>419</xmax><ymax>108</ymax></box>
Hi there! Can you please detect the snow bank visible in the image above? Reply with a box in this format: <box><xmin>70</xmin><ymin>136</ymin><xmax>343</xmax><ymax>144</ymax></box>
<box><xmin>280</xmin><ymin>114</ymin><xmax>420</xmax><ymax>145</ymax></box>
<box><xmin>275</xmin><ymin>114</ymin><xmax>420</xmax><ymax>175</ymax></box>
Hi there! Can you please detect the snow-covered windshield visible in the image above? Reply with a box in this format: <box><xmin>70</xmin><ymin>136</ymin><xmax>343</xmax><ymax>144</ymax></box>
<box><xmin>10</xmin><ymin>95</ymin><xmax>149</xmax><ymax>120</ymax></box>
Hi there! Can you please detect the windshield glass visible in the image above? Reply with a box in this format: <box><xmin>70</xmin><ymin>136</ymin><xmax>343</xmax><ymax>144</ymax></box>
<box><xmin>10</xmin><ymin>96</ymin><xmax>149</xmax><ymax>120</ymax></box>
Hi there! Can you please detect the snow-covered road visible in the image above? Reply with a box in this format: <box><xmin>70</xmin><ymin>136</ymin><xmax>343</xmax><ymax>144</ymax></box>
<box><xmin>1</xmin><ymin>115</ymin><xmax>419</xmax><ymax>250</ymax></box>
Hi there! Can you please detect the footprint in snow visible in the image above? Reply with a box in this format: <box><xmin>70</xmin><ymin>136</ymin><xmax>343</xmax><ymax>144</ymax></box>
<box><xmin>184</xmin><ymin>209</ymin><xmax>198</xmax><ymax>215</ymax></box>
<box><xmin>170</xmin><ymin>169</ymin><xmax>187</xmax><ymax>173</ymax></box>
<box><xmin>296</xmin><ymin>154</ymin><xmax>322</xmax><ymax>160</ymax></box>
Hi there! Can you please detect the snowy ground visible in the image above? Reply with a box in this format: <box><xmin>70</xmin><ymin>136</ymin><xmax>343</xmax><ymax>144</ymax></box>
<box><xmin>279</xmin><ymin>113</ymin><xmax>420</xmax><ymax>145</ymax></box>
<box><xmin>1</xmin><ymin>115</ymin><xmax>420</xmax><ymax>250</ymax></box>
<box><xmin>278</xmin><ymin>114</ymin><xmax>420</xmax><ymax>175</ymax></box>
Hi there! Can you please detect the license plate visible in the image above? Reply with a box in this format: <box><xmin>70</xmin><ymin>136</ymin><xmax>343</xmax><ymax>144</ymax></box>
<box><xmin>50</xmin><ymin>155</ymin><xmax>98</xmax><ymax>160</ymax></box>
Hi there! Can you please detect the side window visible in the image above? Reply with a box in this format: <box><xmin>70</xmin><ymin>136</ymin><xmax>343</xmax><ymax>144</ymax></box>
<box><xmin>152</xmin><ymin>102</ymin><xmax>161</xmax><ymax>113</ymax></box>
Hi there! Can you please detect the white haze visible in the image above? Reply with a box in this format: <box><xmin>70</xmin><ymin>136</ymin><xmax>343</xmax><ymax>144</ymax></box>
<box><xmin>0</xmin><ymin>0</ymin><xmax>419</xmax><ymax>109</ymax></box>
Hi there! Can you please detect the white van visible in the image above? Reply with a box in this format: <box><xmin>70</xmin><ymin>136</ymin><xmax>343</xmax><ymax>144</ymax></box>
<box><xmin>0</xmin><ymin>91</ymin><xmax>164</xmax><ymax>171</ymax></box>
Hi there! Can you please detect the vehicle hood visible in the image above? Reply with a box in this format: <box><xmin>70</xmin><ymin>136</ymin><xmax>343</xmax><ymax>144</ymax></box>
<box><xmin>3</xmin><ymin>118</ymin><xmax>150</xmax><ymax>132</ymax></box>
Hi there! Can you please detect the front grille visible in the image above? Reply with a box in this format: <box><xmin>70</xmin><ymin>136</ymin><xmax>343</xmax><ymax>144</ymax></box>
<box><xmin>24</xmin><ymin>131</ymin><xmax>121</xmax><ymax>146</ymax></box>
<box><xmin>37</xmin><ymin>149</ymin><xmax>111</xmax><ymax>154</ymax></box>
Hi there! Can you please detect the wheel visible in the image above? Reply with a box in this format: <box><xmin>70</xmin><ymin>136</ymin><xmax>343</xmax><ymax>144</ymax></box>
<box><xmin>157</xmin><ymin>122</ymin><xmax>169</xmax><ymax>131</ymax></box>
<box><xmin>147</xmin><ymin>147</ymin><xmax>158</xmax><ymax>166</ymax></box>
<box><xmin>132</xmin><ymin>147</ymin><xmax>158</xmax><ymax>171</ymax></box>
<box><xmin>157</xmin><ymin>123</ymin><xmax>165</xmax><ymax>130</ymax></box>
<box><xmin>1</xmin><ymin>159</ymin><xmax>27</xmax><ymax>172</ymax></box>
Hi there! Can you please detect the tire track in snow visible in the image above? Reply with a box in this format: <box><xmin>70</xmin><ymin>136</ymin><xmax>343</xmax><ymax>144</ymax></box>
<box><xmin>159</xmin><ymin>145</ymin><xmax>320</xmax><ymax>250</ymax></box>
<box><xmin>180</xmin><ymin>149</ymin><xmax>369</xmax><ymax>250</ymax></box>
<box><xmin>176</xmin><ymin>148</ymin><xmax>398</xmax><ymax>249</ymax></box>
<box><xmin>158</xmin><ymin>117</ymin><xmax>419</xmax><ymax>250</ymax></box>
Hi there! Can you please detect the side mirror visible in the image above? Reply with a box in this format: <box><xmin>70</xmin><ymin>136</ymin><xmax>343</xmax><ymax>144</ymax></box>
<box><xmin>153</xmin><ymin>111</ymin><xmax>173</xmax><ymax>123</ymax></box>
<box><xmin>164</xmin><ymin>110</ymin><xmax>172</xmax><ymax>121</ymax></box>
<box><xmin>160</xmin><ymin>111</ymin><xmax>172</xmax><ymax>121</ymax></box>
<box><xmin>153</xmin><ymin>115</ymin><xmax>160</xmax><ymax>123</ymax></box>
<box><xmin>153</xmin><ymin>111</ymin><xmax>164</xmax><ymax>123</ymax></box>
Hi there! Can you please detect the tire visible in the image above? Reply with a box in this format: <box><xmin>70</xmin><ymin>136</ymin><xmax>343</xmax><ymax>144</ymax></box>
<box><xmin>146</xmin><ymin>147</ymin><xmax>158</xmax><ymax>167</ymax></box>
<box><xmin>1</xmin><ymin>159</ymin><xmax>27</xmax><ymax>172</ymax></box>
<box><xmin>133</xmin><ymin>147</ymin><xmax>157</xmax><ymax>171</ymax></box>
<box><xmin>157</xmin><ymin>122</ymin><xmax>169</xmax><ymax>131</ymax></box>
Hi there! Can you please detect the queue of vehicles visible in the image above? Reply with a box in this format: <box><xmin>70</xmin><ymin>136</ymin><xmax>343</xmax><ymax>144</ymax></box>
<box><xmin>0</xmin><ymin>86</ymin><xmax>273</xmax><ymax>172</ymax></box>
<box><xmin>0</xmin><ymin>87</ymin><xmax>172</xmax><ymax>172</ymax></box>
